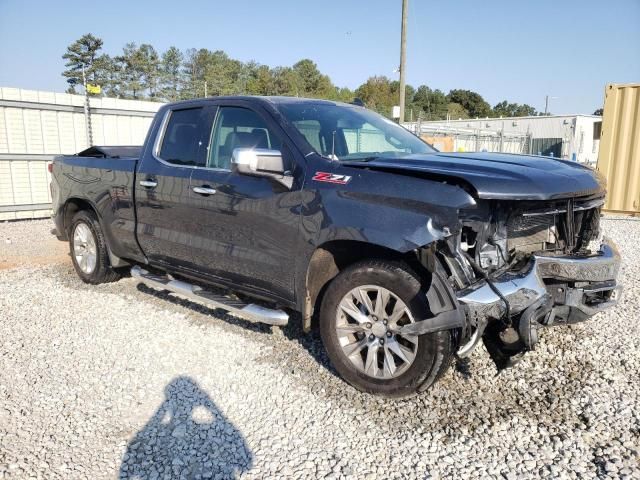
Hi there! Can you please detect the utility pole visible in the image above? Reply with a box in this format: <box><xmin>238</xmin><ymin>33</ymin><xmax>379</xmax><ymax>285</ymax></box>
<box><xmin>544</xmin><ymin>95</ymin><xmax>558</xmax><ymax>115</ymax></box>
<box><xmin>399</xmin><ymin>0</ymin><xmax>408</xmax><ymax>124</ymax></box>
<box><xmin>544</xmin><ymin>95</ymin><xmax>549</xmax><ymax>115</ymax></box>
<box><xmin>81</xmin><ymin>64</ymin><xmax>93</xmax><ymax>147</ymax></box>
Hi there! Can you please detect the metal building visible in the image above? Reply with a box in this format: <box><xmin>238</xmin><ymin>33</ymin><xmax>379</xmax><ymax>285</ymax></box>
<box><xmin>597</xmin><ymin>83</ymin><xmax>640</xmax><ymax>214</ymax></box>
<box><xmin>0</xmin><ymin>87</ymin><xmax>163</xmax><ymax>220</ymax></box>
<box><xmin>405</xmin><ymin>114</ymin><xmax>603</xmax><ymax>164</ymax></box>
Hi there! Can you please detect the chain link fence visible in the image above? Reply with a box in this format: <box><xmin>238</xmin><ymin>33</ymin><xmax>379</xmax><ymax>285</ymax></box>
<box><xmin>404</xmin><ymin>122</ymin><xmax>533</xmax><ymax>155</ymax></box>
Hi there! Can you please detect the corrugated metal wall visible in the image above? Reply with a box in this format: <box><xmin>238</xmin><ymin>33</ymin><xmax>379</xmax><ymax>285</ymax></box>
<box><xmin>0</xmin><ymin>87</ymin><xmax>163</xmax><ymax>220</ymax></box>
<box><xmin>411</xmin><ymin>115</ymin><xmax>602</xmax><ymax>164</ymax></box>
<box><xmin>405</xmin><ymin>123</ymin><xmax>530</xmax><ymax>154</ymax></box>
<box><xmin>597</xmin><ymin>83</ymin><xmax>640</xmax><ymax>214</ymax></box>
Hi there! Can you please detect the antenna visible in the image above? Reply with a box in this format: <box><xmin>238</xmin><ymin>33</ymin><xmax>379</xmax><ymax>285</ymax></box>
<box><xmin>331</xmin><ymin>130</ymin><xmax>337</xmax><ymax>160</ymax></box>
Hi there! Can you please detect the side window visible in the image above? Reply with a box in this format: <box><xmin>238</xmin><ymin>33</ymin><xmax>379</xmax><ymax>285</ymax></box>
<box><xmin>209</xmin><ymin>107</ymin><xmax>282</xmax><ymax>170</ymax></box>
<box><xmin>158</xmin><ymin>108</ymin><xmax>210</xmax><ymax>167</ymax></box>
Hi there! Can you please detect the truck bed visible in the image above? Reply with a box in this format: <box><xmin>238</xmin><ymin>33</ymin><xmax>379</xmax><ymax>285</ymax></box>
<box><xmin>51</xmin><ymin>147</ymin><xmax>143</xmax><ymax>264</ymax></box>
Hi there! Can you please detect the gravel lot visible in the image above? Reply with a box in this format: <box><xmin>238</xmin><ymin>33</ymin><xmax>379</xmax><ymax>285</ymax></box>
<box><xmin>0</xmin><ymin>217</ymin><xmax>639</xmax><ymax>479</ymax></box>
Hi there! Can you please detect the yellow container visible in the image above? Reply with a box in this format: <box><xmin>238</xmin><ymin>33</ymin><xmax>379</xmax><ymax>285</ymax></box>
<box><xmin>597</xmin><ymin>83</ymin><xmax>640</xmax><ymax>214</ymax></box>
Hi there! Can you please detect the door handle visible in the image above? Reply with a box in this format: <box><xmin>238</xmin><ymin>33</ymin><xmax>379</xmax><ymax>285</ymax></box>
<box><xmin>139</xmin><ymin>179</ymin><xmax>158</xmax><ymax>188</ymax></box>
<box><xmin>192</xmin><ymin>186</ymin><xmax>217</xmax><ymax>195</ymax></box>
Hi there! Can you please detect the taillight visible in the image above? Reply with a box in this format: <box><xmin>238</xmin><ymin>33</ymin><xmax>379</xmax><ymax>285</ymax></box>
<box><xmin>48</xmin><ymin>162</ymin><xmax>53</xmax><ymax>173</ymax></box>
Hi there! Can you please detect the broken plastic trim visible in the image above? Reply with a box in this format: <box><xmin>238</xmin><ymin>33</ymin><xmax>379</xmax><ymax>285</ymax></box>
<box><xmin>397</xmin><ymin>309</ymin><xmax>465</xmax><ymax>336</ymax></box>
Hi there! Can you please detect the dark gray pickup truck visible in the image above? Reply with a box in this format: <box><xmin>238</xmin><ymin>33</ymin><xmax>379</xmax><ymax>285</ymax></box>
<box><xmin>51</xmin><ymin>96</ymin><xmax>622</xmax><ymax>397</ymax></box>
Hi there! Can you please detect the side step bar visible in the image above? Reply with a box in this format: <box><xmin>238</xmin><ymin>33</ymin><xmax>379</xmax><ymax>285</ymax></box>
<box><xmin>131</xmin><ymin>266</ymin><xmax>289</xmax><ymax>326</ymax></box>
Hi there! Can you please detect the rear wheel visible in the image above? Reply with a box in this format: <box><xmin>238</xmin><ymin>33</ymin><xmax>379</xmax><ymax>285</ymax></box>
<box><xmin>69</xmin><ymin>210</ymin><xmax>121</xmax><ymax>284</ymax></box>
<box><xmin>319</xmin><ymin>260</ymin><xmax>454</xmax><ymax>398</ymax></box>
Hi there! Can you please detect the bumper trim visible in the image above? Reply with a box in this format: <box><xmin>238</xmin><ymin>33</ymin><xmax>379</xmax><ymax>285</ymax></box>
<box><xmin>457</xmin><ymin>237</ymin><xmax>622</xmax><ymax>322</ymax></box>
<box><xmin>534</xmin><ymin>237</ymin><xmax>621</xmax><ymax>282</ymax></box>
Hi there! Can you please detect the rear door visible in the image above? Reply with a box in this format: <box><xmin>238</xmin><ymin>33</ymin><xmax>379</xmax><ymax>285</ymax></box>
<box><xmin>136</xmin><ymin>105</ymin><xmax>216</xmax><ymax>269</ymax></box>
<box><xmin>188</xmin><ymin>102</ymin><xmax>304</xmax><ymax>301</ymax></box>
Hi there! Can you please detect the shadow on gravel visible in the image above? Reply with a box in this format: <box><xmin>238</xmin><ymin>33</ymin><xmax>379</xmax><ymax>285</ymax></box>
<box><xmin>136</xmin><ymin>283</ymin><xmax>273</xmax><ymax>334</ymax></box>
<box><xmin>135</xmin><ymin>283</ymin><xmax>341</xmax><ymax>379</ymax></box>
<box><xmin>119</xmin><ymin>376</ymin><xmax>253</xmax><ymax>479</ymax></box>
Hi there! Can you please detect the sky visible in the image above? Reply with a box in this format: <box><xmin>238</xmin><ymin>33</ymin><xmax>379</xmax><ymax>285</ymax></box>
<box><xmin>0</xmin><ymin>0</ymin><xmax>638</xmax><ymax>114</ymax></box>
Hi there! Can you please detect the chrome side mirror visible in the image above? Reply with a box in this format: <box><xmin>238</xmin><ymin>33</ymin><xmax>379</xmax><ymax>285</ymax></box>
<box><xmin>231</xmin><ymin>148</ymin><xmax>293</xmax><ymax>189</ymax></box>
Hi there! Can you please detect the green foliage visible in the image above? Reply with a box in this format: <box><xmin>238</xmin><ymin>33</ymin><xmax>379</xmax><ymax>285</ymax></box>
<box><xmin>62</xmin><ymin>33</ymin><xmax>104</xmax><ymax>94</ymax></box>
<box><xmin>446</xmin><ymin>102</ymin><xmax>469</xmax><ymax>120</ymax></box>
<box><xmin>292</xmin><ymin>59</ymin><xmax>333</xmax><ymax>98</ymax></box>
<box><xmin>160</xmin><ymin>47</ymin><xmax>183</xmax><ymax>101</ymax></box>
<box><xmin>413</xmin><ymin>85</ymin><xmax>448</xmax><ymax>120</ymax></box>
<box><xmin>61</xmin><ymin>34</ymin><xmax>538</xmax><ymax>122</ymax></box>
<box><xmin>448</xmin><ymin>89</ymin><xmax>492</xmax><ymax>118</ymax></box>
<box><xmin>355</xmin><ymin>76</ymin><xmax>396</xmax><ymax>117</ymax></box>
<box><xmin>492</xmin><ymin>100</ymin><xmax>537</xmax><ymax>117</ymax></box>
<box><xmin>116</xmin><ymin>43</ymin><xmax>148</xmax><ymax>99</ymax></box>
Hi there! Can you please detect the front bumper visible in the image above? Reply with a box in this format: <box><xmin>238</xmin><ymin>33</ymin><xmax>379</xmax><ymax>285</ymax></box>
<box><xmin>457</xmin><ymin>237</ymin><xmax>622</xmax><ymax>325</ymax></box>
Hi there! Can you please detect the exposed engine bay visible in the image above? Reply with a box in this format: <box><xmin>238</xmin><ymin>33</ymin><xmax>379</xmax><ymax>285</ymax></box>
<box><xmin>422</xmin><ymin>194</ymin><xmax>622</xmax><ymax>371</ymax></box>
<box><xmin>459</xmin><ymin>196</ymin><xmax>604</xmax><ymax>273</ymax></box>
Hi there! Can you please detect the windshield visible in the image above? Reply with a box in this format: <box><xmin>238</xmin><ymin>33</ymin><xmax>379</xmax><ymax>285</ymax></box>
<box><xmin>275</xmin><ymin>102</ymin><xmax>436</xmax><ymax>161</ymax></box>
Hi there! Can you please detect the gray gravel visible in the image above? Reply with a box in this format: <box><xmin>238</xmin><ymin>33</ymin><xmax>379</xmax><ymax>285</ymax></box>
<box><xmin>0</xmin><ymin>217</ymin><xmax>639</xmax><ymax>479</ymax></box>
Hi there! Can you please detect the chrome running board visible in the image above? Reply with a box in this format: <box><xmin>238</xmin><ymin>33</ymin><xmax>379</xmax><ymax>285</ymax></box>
<box><xmin>131</xmin><ymin>266</ymin><xmax>289</xmax><ymax>326</ymax></box>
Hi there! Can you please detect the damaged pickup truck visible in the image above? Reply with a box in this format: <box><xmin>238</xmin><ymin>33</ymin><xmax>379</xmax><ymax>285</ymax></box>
<box><xmin>50</xmin><ymin>96</ymin><xmax>622</xmax><ymax>397</ymax></box>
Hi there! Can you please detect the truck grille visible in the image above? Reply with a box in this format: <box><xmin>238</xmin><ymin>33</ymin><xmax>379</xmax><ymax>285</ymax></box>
<box><xmin>507</xmin><ymin>198</ymin><xmax>602</xmax><ymax>254</ymax></box>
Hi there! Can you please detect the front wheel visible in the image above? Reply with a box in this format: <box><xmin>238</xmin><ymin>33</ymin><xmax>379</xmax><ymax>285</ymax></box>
<box><xmin>319</xmin><ymin>260</ymin><xmax>453</xmax><ymax>398</ymax></box>
<box><xmin>69</xmin><ymin>210</ymin><xmax>122</xmax><ymax>284</ymax></box>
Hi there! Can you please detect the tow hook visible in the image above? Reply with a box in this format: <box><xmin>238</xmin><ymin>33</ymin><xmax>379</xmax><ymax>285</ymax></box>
<box><xmin>517</xmin><ymin>295</ymin><xmax>554</xmax><ymax>350</ymax></box>
<box><xmin>483</xmin><ymin>295</ymin><xmax>554</xmax><ymax>372</ymax></box>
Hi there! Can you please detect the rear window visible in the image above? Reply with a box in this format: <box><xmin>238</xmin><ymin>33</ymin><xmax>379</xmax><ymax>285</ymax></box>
<box><xmin>158</xmin><ymin>108</ymin><xmax>210</xmax><ymax>167</ymax></box>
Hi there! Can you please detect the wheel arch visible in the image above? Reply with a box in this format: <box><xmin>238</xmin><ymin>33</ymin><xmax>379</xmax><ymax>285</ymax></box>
<box><xmin>301</xmin><ymin>239</ymin><xmax>434</xmax><ymax>332</ymax></box>
<box><xmin>62</xmin><ymin>197</ymin><xmax>129</xmax><ymax>268</ymax></box>
<box><xmin>62</xmin><ymin>197</ymin><xmax>100</xmax><ymax>237</ymax></box>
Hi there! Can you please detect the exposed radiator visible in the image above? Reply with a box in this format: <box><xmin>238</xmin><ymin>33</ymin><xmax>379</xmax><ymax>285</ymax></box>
<box><xmin>506</xmin><ymin>201</ymin><xmax>601</xmax><ymax>254</ymax></box>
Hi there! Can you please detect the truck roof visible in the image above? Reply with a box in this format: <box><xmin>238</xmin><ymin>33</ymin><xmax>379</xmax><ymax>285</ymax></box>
<box><xmin>163</xmin><ymin>95</ymin><xmax>355</xmax><ymax>109</ymax></box>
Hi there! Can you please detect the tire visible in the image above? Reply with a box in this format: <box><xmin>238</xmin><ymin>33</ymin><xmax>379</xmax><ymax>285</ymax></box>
<box><xmin>319</xmin><ymin>260</ymin><xmax>453</xmax><ymax>398</ymax></box>
<box><xmin>68</xmin><ymin>210</ymin><xmax>122</xmax><ymax>284</ymax></box>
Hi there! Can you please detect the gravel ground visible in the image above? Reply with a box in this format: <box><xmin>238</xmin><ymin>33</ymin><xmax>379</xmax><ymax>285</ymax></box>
<box><xmin>0</xmin><ymin>218</ymin><xmax>638</xmax><ymax>479</ymax></box>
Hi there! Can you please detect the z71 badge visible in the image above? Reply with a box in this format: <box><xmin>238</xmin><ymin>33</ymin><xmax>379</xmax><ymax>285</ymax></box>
<box><xmin>312</xmin><ymin>172</ymin><xmax>352</xmax><ymax>185</ymax></box>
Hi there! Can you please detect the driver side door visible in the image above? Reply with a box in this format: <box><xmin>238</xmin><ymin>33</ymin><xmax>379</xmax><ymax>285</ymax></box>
<box><xmin>188</xmin><ymin>103</ymin><xmax>304</xmax><ymax>302</ymax></box>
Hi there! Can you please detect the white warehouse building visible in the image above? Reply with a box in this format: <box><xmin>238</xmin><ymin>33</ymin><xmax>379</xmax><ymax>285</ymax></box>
<box><xmin>406</xmin><ymin>114</ymin><xmax>602</xmax><ymax>164</ymax></box>
<box><xmin>0</xmin><ymin>87</ymin><xmax>162</xmax><ymax>220</ymax></box>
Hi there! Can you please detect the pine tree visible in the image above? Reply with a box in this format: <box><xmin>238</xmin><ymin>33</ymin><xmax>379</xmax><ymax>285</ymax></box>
<box><xmin>160</xmin><ymin>47</ymin><xmax>184</xmax><ymax>101</ymax></box>
<box><xmin>117</xmin><ymin>43</ymin><xmax>146</xmax><ymax>99</ymax></box>
<box><xmin>62</xmin><ymin>33</ymin><xmax>104</xmax><ymax>94</ymax></box>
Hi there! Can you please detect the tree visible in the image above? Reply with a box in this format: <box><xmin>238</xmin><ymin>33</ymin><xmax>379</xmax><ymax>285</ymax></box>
<box><xmin>181</xmin><ymin>48</ymin><xmax>244</xmax><ymax>98</ymax></box>
<box><xmin>93</xmin><ymin>54</ymin><xmax>121</xmax><ymax>97</ymax></box>
<box><xmin>203</xmin><ymin>50</ymin><xmax>243</xmax><ymax>96</ymax></box>
<box><xmin>62</xmin><ymin>33</ymin><xmax>104</xmax><ymax>94</ymax></box>
<box><xmin>138</xmin><ymin>44</ymin><xmax>160</xmax><ymax>98</ymax></box>
<box><xmin>61</xmin><ymin>33</ymin><xmax>546</xmax><ymax>113</ymax></box>
<box><xmin>493</xmin><ymin>100</ymin><xmax>537</xmax><ymax>117</ymax></box>
<box><xmin>413</xmin><ymin>85</ymin><xmax>448</xmax><ymax>120</ymax></box>
<box><xmin>182</xmin><ymin>48</ymin><xmax>208</xmax><ymax>98</ymax></box>
<box><xmin>447</xmin><ymin>89</ymin><xmax>491</xmax><ymax>118</ymax></box>
<box><xmin>116</xmin><ymin>43</ymin><xmax>148</xmax><ymax>99</ymax></box>
<box><xmin>446</xmin><ymin>102</ymin><xmax>469</xmax><ymax>120</ymax></box>
<box><xmin>270</xmin><ymin>67</ymin><xmax>299</xmax><ymax>96</ymax></box>
<box><xmin>332</xmin><ymin>86</ymin><xmax>356</xmax><ymax>103</ymax></box>
<box><xmin>159</xmin><ymin>47</ymin><xmax>184</xmax><ymax>101</ymax></box>
<box><xmin>355</xmin><ymin>76</ymin><xmax>396</xmax><ymax>116</ymax></box>
<box><xmin>245</xmin><ymin>64</ymin><xmax>272</xmax><ymax>95</ymax></box>
<box><xmin>292</xmin><ymin>59</ymin><xmax>334</xmax><ymax>98</ymax></box>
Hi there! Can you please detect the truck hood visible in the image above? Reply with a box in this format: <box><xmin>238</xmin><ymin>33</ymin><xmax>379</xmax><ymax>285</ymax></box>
<box><xmin>343</xmin><ymin>152</ymin><xmax>605</xmax><ymax>201</ymax></box>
